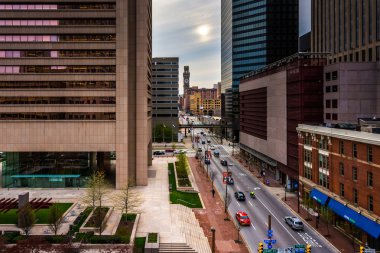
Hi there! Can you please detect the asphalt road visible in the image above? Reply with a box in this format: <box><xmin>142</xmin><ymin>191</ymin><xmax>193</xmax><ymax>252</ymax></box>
<box><xmin>194</xmin><ymin>129</ymin><xmax>337</xmax><ymax>253</ymax></box>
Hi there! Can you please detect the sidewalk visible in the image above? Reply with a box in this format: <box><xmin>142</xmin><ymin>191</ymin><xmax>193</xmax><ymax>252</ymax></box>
<box><xmin>188</xmin><ymin>157</ymin><xmax>249</xmax><ymax>253</ymax></box>
<box><xmin>231</xmin><ymin>154</ymin><xmax>356</xmax><ymax>253</ymax></box>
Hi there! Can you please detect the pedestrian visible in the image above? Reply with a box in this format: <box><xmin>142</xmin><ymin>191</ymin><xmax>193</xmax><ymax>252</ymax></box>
<box><xmin>211</xmin><ymin>188</ymin><xmax>215</xmax><ymax>198</ymax></box>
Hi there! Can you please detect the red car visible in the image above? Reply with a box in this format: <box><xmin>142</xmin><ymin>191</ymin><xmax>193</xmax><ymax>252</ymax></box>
<box><xmin>235</xmin><ymin>211</ymin><xmax>251</xmax><ymax>226</ymax></box>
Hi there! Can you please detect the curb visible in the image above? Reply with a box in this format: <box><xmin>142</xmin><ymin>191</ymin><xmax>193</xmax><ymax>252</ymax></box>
<box><xmin>129</xmin><ymin>213</ymin><xmax>140</xmax><ymax>248</ymax></box>
<box><xmin>230</xmin><ymin>156</ymin><xmax>341</xmax><ymax>253</ymax></box>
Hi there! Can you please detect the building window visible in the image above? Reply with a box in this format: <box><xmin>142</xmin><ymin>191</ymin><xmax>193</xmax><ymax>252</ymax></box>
<box><xmin>353</xmin><ymin>189</ymin><xmax>358</xmax><ymax>204</ymax></box>
<box><xmin>339</xmin><ymin>162</ymin><xmax>345</xmax><ymax>176</ymax></box>
<box><xmin>340</xmin><ymin>183</ymin><xmax>345</xmax><ymax>197</ymax></box>
<box><xmin>377</xmin><ymin>46</ymin><xmax>380</xmax><ymax>61</ymax></box>
<box><xmin>319</xmin><ymin>138</ymin><xmax>328</xmax><ymax>150</ymax></box>
<box><xmin>326</xmin><ymin>113</ymin><xmax>331</xmax><ymax>120</ymax></box>
<box><xmin>367</xmin><ymin>172</ymin><xmax>373</xmax><ymax>187</ymax></box>
<box><xmin>319</xmin><ymin>154</ymin><xmax>329</xmax><ymax>169</ymax></box>
<box><xmin>367</xmin><ymin>145</ymin><xmax>373</xmax><ymax>162</ymax></box>
<box><xmin>339</xmin><ymin>141</ymin><xmax>345</xmax><ymax>155</ymax></box>
<box><xmin>332</xmin><ymin>99</ymin><xmax>338</xmax><ymax>108</ymax></box>
<box><xmin>332</xmin><ymin>114</ymin><xmax>338</xmax><ymax>120</ymax></box>
<box><xmin>332</xmin><ymin>71</ymin><xmax>338</xmax><ymax>80</ymax></box>
<box><xmin>304</xmin><ymin>150</ymin><xmax>312</xmax><ymax>163</ymax></box>
<box><xmin>368</xmin><ymin>195</ymin><xmax>374</xmax><ymax>212</ymax></box>
<box><xmin>304</xmin><ymin>135</ymin><xmax>312</xmax><ymax>146</ymax></box>
<box><xmin>304</xmin><ymin>166</ymin><xmax>312</xmax><ymax>180</ymax></box>
<box><xmin>332</xmin><ymin>85</ymin><xmax>338</xmax><ymax>92</ymax></box>
<box><xmin>352</xmin><ymin>167</ymin><xmax>358</xmax><ymax>181</ymax></box>
<box><xmin>325</xmin><ymin>72</ymin><xmax>331</xmax><ymax>81</ymax></box>
<box><xmin>326</xmin><ymin>100</ymin><xmax>331</xmax><ymax>108</ymax></box>
<box><xmin>319</xmin><ymin>173</ymin><xmax>329</xmax><ymax>189</ymax></box>
<box><xmin>362</xmin><ymin>49</ymin><xmax>366</xmax><ymax>61</ymax></box>
<box><xmin>369</xmin><ymin>48</ymin><xmax>373</xmax><ymax>61</ymax></box>
<box><xmin>352</xmin><ymin>143</ymin><xmax>357</xmax><ymax>158</ymax></box>
<box><xmin>326</xmin><ymin>86</ymin><xmax>331</xmax><ymax>93</ymax></box>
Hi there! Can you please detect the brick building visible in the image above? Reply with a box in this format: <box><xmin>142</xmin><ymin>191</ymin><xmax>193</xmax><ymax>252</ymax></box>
<box><xmin>297</xmin><ymin>124</ymin><xmax>380</xmax><ymax>249</ymax></box>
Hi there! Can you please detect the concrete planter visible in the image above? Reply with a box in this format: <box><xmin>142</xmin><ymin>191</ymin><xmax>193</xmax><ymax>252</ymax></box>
<box><xmin>145</xmin><ymin>233</ymin><xmax>159</xmax><ymax>253</ymax></box>
<box><xmin>79</xmin><ymin>207</ymin><xmax>113</xmax><ymax>234</ymax></box>
<box><xmin>174</xmin><ymin>160</ymin><xmax>198</xmax><ymax>193</ymax></box>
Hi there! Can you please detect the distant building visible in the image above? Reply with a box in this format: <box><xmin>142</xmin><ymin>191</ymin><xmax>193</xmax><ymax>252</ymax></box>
<box><xmin>213</xmin><ymin>82</ymin><xmax>222</xmax><ymax>99</ymax></box>
<box><xmin>297</xmin><ymin>124</ymin><xmax>380</xmax><ymax>250</ymax></box>
<box><xmin>152</xmin><ymin>57</ymin><xmax>179</xmax><ymax>132</ymax></box>
<box><xmin>221</xmin><ymin>0</ymin><xmax>299</xmax><ymax>139</ymax></box>
<box><xmin>188</xmin><ymin>87</ymin><xmax>220</xmax><ymax>116</ymax></box>
<box><xmin>183</xmin><ymin>66</ymin><xmax>191</xmax><ymax>112</ymax></box>
<box><xmin>299</xmin><ymin>32</ymin><xmax>311</xmax><ymax>52</ymax></box>
<box><xmin>312</xmin><ymin>0</ymin><xmax>380</xmax><ymax>63</ymax></box>
<box><xmin>239</xmin><ymin>53</ymin><xmax>326</xmax><ymax>190</ymax></box>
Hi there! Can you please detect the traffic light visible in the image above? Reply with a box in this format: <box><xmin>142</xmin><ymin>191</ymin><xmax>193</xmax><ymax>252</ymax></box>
<box><xmin>258</xmin><ymin>242</ymin><xmax>264</xmax><ymax>253</ymax></box>
<box><xmin>359</xmin><ymin>246</ymin><xmax>365</xmax><ymax>253</ymax></box>
<box><xmin>306</xmin><ymin>244</ymin><xmax>311</xmax><ymax>253</ymax></box>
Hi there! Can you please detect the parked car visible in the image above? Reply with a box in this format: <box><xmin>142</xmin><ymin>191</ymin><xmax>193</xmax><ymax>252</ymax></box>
<box><xmin>174</xmin><ymin>150</ymin><xmax>186</xmax><ymax>154</ymax></box>
<box><xmin>197</xmin><ymin>148</ymin><xmax>203</xmax><ymax>152</ymax></box>
<box><xmin>284</xmin><ymin>216</ymin><xmax>304</xmax><ymax>231</ymax></box>
<box><xmin>210</xmin><ymin>145</ymin><xmax>216</xmax><ymax>150</ymax></box>
<box><xmin>201</xmin><ymin>141</ymin><xmax>206</xmax><ymax>144</ymax></box>
<box><xmin>213</xmin><ymin>150</ymin><xmax>220</xmax><ymax>157</ymax></box>
<box><xmin>234</xmin><ymin>192</ymin><xmax>246</xmax><ymax>201</ymax></box>
<box><xmin>226</xmin><ymin>177</ymin><xmax>234</xmax><ymax>185</ymax></box>
<box><xmin>165</xmin><ymin>149</ymin><xmax>175</xmax><ymax>153</ymax></box>
<box><xmin>235</xmin><ymin>211</ymin><xmax>251</xmax><ymax>226</ymax></box>
<box><xmin>207</xmin><ymin>140</ymin><xmax>211</xmax><ymax>143</ymax></box>
<box><xmin>220</xmin><ymin>160</ymin><xmax>228</xmax><ymax>166</ymax></box>
<box><xmin>153</xmin><ymin>151</ymin><xmax>165</xmax><ymax>155</ymax></box>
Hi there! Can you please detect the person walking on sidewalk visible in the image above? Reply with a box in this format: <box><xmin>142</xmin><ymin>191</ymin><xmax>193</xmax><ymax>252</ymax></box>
<box><xmin>211</xmin><ymin>188</ymin><xmax>215</xmax><ymax>198</ymax></box>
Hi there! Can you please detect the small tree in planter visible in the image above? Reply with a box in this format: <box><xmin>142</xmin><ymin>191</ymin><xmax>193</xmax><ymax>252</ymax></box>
<box><xmin>48</xmin><ymin>203</ymin><xmax>63</xmax><ymax>235</ymax></box>
<box><xmin>18</xmin><ymin>203</ymin><xmax>36</xmax><ymax>236</ymax></box>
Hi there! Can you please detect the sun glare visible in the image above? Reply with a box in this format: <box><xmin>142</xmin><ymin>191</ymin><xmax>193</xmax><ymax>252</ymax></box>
<box><xmin>197</xmin><ymin>25</ymin><xmax>211</xmax><ymax>37</ymax></box>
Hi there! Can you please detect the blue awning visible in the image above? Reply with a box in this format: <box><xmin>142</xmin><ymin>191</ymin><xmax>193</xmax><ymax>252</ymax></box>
<box><xmin>328</xmin><ymin>199</ymin><xmax>380</xmax><ymax>238</ymax></box>
<box><xmin>310</xmin><ymin>188</ymin><xmax>329</xmax><ymax>205</ymax></box>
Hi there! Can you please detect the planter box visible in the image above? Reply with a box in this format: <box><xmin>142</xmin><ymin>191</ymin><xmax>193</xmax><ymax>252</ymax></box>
<box><xmin>79</xmin><ymin>207</ymin><xmax>113</xmax><ymax>234</ymax></box>
<box><xmin>174</xmin><ymin>161</ymin><xmax>197</xmax><ymax>193</ymax></box>
<box><xmin>145</xmin><ymin>233</ymin><xmax>159</xmax><ymax>253</ymax></box>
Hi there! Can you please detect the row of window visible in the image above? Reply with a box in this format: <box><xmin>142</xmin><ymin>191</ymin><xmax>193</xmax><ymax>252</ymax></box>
<box><xmin>325</xmin><ymin>85</ymin><xmax>338</xmax><ymax>93</ymax></box>
<box><xmin>0</xmin><ymin>97</ymin><xmax>115</xmax><ymax>105</ymax></box>
<box><xmin>326</xmin><ymin>113</ymin><xmax>338</xmax><ymax>120</ymax></box>
<box><xmin>326</xmin><ymin>99</ymin><xmax>338</xmax><ymax>109</ymax></box>
<box><xmin>0</xmin><ymin>34</ymin><xmax>115</xmax><ymax>42</ymax></box>
<box><xmin>0</xmin><ymin>50</ymin><xmax>116</xmax><ymax>58</ymax></box>
<box><xmin>339</xmin><ymin>141</ymin><xmax>373</xmax><ymax>162</ymax></box>
<box><xmin>339</xmin><ymin>163</ymin><xmax>373</xmax><ymax>186</ymax></box>
<box><xmin>0</xmin><ymin>19</ymin><xmax>115</xmax><ymax>26</ymax></box>
<box><xmin>152</xmin><ymin>107</ymin><xmax>178</xmax><ymax>110</ymax></box>
<box><xmin>339</xmin><ymin>182</ymin><xmax>374</xmax><ymax>211</ymax></box>
<box><xmin>325</xmin><ymin>71</ymin><xmax>338</xmax><ymax>81</ymax></box>
<box><xmin>0</xmin><ymin>81</ymin><xmax>115</xmax><ymax>89</ymax></box>
<box><xmin>0</xmin><ymin>66</ymin><xmax>115</xmax><ymax>74</ymax></box>
<box><xmin>152</xmin><ymin>101</ymin><xmax>178</xmax><ymax>104</ymax></box>
<box><xmin>152</xmin><ymin>88</ymin><xmax>178</xmax><ymax>91</ymax></box>
<box><xmin>152</xmin><ymin>75</ymin><xmax>178</xmax><ymax>78</ymax></box>
<box><xmin>0</xmin><ymin>113</ymin><xmax>115</xmax><ymax>120</ymax></box>
<box><xmin>329</xmin><ymin>47</ymin><xmax>380</xmax><ymax>63</ymax></box>
<box><xmin>0</xmin><ymin>4</ymin><xmax>116</xmax><ymax>10</ymax></box>
<box><xmin>152</xmin><ymin>114</ymin><xmax>178</xmax><ymax>118</ymax></box>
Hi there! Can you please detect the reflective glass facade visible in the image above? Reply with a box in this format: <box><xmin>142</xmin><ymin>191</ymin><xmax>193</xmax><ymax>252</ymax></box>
<box><xmin>2</xmin><ymin>152</ymin><xmax>114</xmax><ymax>188</ymax></box>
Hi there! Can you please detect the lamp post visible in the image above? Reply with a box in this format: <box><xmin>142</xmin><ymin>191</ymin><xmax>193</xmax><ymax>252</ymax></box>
<box><xmin>162</xmin><ymin>124</ymin><xmax>166</xmax><ymax>143</ymax></box>
<box><xmin>232</xmin><ymin>135</ymin><xmax>236</xmax><ymax>156</ymax></box>
<box><xmin>211</xmin><ymin>227</ymin><xmax>216</xmax><ymax>253</ymax></box>
<box><xmin>171</xmin><ymin>124</ymin><xmax>176</xmax><ymax>143</ymax></box>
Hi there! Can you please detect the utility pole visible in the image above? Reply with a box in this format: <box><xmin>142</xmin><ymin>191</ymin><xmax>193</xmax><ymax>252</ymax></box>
<box><xmin>211</xmin><ymin>227</ymin><xmax>216</xmax><ymax>253</ymax></box>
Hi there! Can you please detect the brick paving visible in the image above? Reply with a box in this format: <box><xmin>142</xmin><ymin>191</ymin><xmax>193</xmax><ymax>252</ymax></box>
<box><xmin>188</xmin><ymin>157</ymin><xmax>249</xmax><ymax>253</ymax></box>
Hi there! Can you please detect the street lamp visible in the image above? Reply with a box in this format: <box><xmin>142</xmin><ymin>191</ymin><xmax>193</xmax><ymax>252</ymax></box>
<box><xmin>232</xmin><ymin>135</ymin><xmax>236</xmax><ymax>156</ymax></box>
<box><xmin>171</xmin><ymin>124</ymin><xmax>176</xmax><ymax>143</ymax></box>
<box><xmin>211</xmin><ymin>227</ymin><xmax>216</xmax><ymax>253</ymax></box>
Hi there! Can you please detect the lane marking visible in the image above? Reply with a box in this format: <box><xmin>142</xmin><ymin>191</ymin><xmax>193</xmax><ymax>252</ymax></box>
<box><xmin>249</xmin><ymin>202</ymin><xmax>254</xmax><ymax>207</ymax></box>
<box><xmin>237</xmin><ymin>202</ymin><xmax>241</xmax><ymax>207</ymax></box>
<box><xmin>251</xmin><ymin>224</ymin><xmax>256</xmax><ymax>230</ymax></box>
<box><xmin>256</xmin><ymin>197</ymin><xmax>300</xmax><ymax>244</ymax></box>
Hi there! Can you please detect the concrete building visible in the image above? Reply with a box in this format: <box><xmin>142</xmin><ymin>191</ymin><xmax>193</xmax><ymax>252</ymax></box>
<box><xmin>312</xmin><ymin>0</ymin><xmax>380</xmax><ymax>63</ymax></box>
<box><xmin>239</xmin><ymin>53</ymin><xmax>326</xmax><ymax>189</ymax></box>
<box><xmin>221</xmin><ymin>0</ymin><xmax>299</xmax><ymax>139</ymax></box>
<box><xmin>297</xmin><ymin>124</ymin><xmax>380</xmax><ymax>249</ymax></box>
<box><xmin>152</xmin><ymin>57</ymin><xmax>179</xmax><ymax>133</ymax></box>
<box><xmin>0</xmin><ymin>0</ymin><xmax>152</xmax><ymax>189</ymax></box>
<box><xmin>323</xmin><ymin>62</ymin><xmax>380</xmax><ymax>125</ymax></box>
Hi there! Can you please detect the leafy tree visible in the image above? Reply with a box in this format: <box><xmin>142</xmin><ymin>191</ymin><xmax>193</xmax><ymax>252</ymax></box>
<box><xmin>302</xmin><ymin>196</ymin><xmax>313</xmax><ymax>221</ymax></box>
<box><xmin>18</xmin><ymin>203</ymin><xmax>36</xmax><ymax>236</ymax></box>
<box><xmin>48</xmin><ymin>203</ymin><xmax>63</xmax><ymax>235</ymax></box>
<box><xmin>320</xmin><ymin>205</ymin><xmax>333</xmax><ymax>236</ymax></box>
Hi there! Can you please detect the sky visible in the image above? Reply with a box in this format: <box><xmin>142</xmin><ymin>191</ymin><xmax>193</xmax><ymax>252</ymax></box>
<box><xmin>153</xmin><ymin>0</ymin><xmax>311</xmax><ymax>94</ymax></box>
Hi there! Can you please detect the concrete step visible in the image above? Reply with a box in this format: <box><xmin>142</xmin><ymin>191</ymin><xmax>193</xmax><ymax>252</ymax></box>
<box><xmin>159</xmin><ymin>243</ymin><xmax>197</xmax><ymax>253</ymax></box>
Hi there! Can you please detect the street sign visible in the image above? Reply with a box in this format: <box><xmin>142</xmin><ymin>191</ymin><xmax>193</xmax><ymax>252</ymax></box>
<box><xmin>365</xmin><ymin>249</ymin><xmax>376</xmax><ymax>253</ymax></box>
<box><xmin>263</xmin><ymin>249</ymin><xmax>277</xmax><ymax>253</ymax></box>
<box><xmin>264</xmin><ymin>239</ymin><xmax>277</xmax><ymax>244</ymax></box>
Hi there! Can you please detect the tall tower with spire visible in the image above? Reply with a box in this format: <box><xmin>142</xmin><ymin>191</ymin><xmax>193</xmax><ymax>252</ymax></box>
<box><xmin>183</xmin><ymin>66</ymin><xmax>190</xmax><ymax>91</ymax></box>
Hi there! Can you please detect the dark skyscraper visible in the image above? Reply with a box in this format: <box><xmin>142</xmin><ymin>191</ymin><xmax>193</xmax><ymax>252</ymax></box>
<box><xmin>221</xmin><ymin>0</ymin><xmax>299</xmax><ymax>139</ymax></box>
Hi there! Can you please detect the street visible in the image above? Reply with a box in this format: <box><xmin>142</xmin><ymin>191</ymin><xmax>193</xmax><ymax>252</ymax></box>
<box><xmin>192</xmin><ymin>127</ymin><xmax>336</xmax><ymax>253</ymax></box>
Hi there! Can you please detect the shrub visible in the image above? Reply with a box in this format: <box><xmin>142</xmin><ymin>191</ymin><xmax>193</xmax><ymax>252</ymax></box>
<box><xmin>45</xmin><ymin>235</ymin><xmax>68</xmax><ymax>244</ymax></box>
<box><xmin>88</xmin><ymin>235</ymin><xmax>129</xmax><ymax>244</ymax></box>
<box><xmin>147</xmin><ymin>233</ymin><xmax>158</xmax><ymax>243</ymax></box>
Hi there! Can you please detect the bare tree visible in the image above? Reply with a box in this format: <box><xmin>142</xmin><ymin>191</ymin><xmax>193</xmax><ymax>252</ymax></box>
<box><xmin>112</xmin><ymin>181</ymin><xmax>142</xmax><ymax>225</ymax></box>
<box><xmin>48</xmin><ymin>203</ymin><xmax>63</xmax><ymax>235</ymax></box>
<box><xmin>18</xmin><ymin>203</ymin><xmax>36</xmax><ymax>236</ymax></box>
<box><xmin>224</xmin><ymin>194</ymin><xmax>232</xmax><ymax>221</ymax></box>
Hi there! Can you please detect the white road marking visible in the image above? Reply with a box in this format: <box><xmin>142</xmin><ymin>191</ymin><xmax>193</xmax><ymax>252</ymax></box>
<box><xmin>256</xmin><ymin>197</ymin><xmax>300</xmax><ymax>244</ymax></box>
<box><xmin>237</xmin><ymin>202</ymin><xmax>241</xmax><ymax>207</ymax></box>
<box><xmin>249</xmin><ymin>202</ymin><xmax>254</xmax><ymax>207</ymax></box>
<box><xmin>251</xmin><ymin>224</ymin><xmax>256</xmax><ymax>230</ymax></box>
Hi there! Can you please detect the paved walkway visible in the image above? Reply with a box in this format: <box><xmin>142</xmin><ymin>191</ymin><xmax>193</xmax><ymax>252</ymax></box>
<box><xmin>188</xmin><ymin>157</ymin><xmax>250</xmax><ymax>253</ymax></box>
<box><xmin>231</xmin><ymin>154</ymin><xmax>356</xmax><ymax>253</ymax></box>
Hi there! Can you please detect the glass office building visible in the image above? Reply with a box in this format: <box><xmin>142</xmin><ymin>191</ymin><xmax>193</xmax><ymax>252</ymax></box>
<box><xmin>221</xmin><ymin>0</ymin><xmax>299</xmax><ymax>138</ymax></box>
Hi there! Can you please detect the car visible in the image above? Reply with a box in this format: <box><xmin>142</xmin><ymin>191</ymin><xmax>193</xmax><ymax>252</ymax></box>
<box><xmin>234</xmin><ymin>191</ymin><xmax>246</xmax><ymax>201</ymax></box>
<box><xmin>197</xmin><ymin>148</ymin><xmax>203</xmax><ymax>152</ymax></box>
<box><xmin>226</xmin><ymin>177</ymin><xmax>234</xmax><ymax>185</ymax></box>
<box><xmin>153</xmin><ymin>151</ymin><xmax>165</xmax><ymax>155</ymax></box>
<box><xmin>201</xmin><ymin>141</ymin><xmax>206</xmax><ymax>144</ymax></box>
<box><xmin>284</xmin><ymin>216</ymin><xmax>304</xmax><ymax>231</ymax></box>
<box><xmin>213</xmin><ymin>150</ymin><xmax>220</xmax><ymax>157</ymax></box>
<box><xmin>205</xmin><ymin>159</ymin><xmax>211</xmax><ymax>165</ymax></box>
<box><xmin>210</xmin><ymin>145</ymin><xmax>216</xmax><ymax>150</ymax></box>
<box><xmin>207</xmin><ymin>140</ymin><xmax>211</xmax><ymax>143</ymax></box>
<box><xmin>220</xmin><ymin>160</ymin><xmax>228</xmax><ymax>166</ymax></box>
<box><xmin>235</xmin><ymin>211</ymin><xmax>251</xmax><ymax>226</ymax></box>
<box><xmin>165</xmin><ymin>149</ymin><xmax>175</xmax><ymax>153</ymax></box>
<box><xmin>174</xmin><ymin>150</ymin><xmax>187</xmax><ymax>154</ymax></box>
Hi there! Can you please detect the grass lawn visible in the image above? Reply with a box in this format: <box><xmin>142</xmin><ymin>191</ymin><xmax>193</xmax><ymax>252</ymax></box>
<box><xmin>168</xmin><ymin>163</ymin><xmax>202</xmax><ymax>208</ymax></box>
<box><xmin>0</xmin><ymin>203</ymin><xmax>72</xmax><ymax>224</ymax></box>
